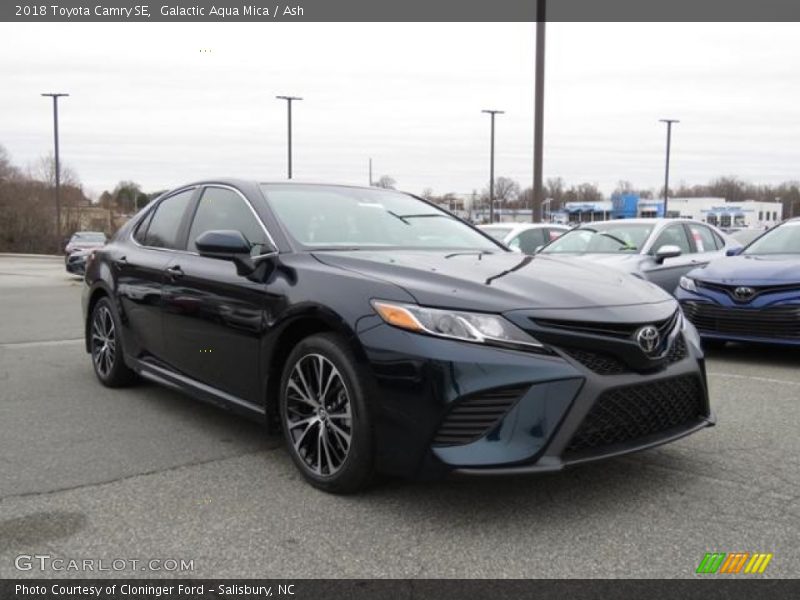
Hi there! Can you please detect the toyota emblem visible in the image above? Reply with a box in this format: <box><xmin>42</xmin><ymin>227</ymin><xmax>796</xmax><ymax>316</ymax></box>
<box><xmin>635</xmin><ymin>325</ymin><xmax>661</xmax><ymax>355</ymax></box>
<box><xmin>733</xmin><ymin>286</ymin><xmax>755</xmax><ymax>301</ymax></box>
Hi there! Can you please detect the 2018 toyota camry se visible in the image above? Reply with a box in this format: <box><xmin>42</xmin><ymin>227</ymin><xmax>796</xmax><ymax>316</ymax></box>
<box><xmin>82</xmin><ymin>180</ymin><xmax>714</xmax><ymax>493</ymax></box>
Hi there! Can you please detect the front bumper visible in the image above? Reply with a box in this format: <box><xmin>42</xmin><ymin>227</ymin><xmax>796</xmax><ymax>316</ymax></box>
<box><xmin>358</xmin><ymin>321</ymin><xmax>713</xmax><ymax>479</ymax></box>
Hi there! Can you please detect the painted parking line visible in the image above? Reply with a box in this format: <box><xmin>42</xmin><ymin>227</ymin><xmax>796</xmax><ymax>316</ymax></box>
<box><xmin>0</xmin><ymin>338</ymin><xmax>84</xmax><ymax>349</ymax></box>
<box><xmin>708</xmin><ymin>371</ymin><xmax>800</xmax><ymax>387</ymax></box>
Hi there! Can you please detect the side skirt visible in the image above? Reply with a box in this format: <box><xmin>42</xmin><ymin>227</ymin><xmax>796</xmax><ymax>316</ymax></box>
<box><xmin>129</xmin><ymin>356</ymin><xmax>267</xmax><ymax>423</ymax></box>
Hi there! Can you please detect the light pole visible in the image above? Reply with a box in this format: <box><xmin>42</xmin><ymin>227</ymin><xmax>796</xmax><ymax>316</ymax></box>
<box><xmin>542</xmin><ymin>198</ymin><xmax>552</xmax><ymax>222</ymax></box>
<box><xmin>532</xmin><ymin>0</ymin><xmax>546</xmax><ymax>223</ymax></box>
<box><xmin>660</xmin><ymin>118</ymin><xmax>679</xmax><ymax>218</ymax></box>
<box><xmin>482</xmin><ymin>109</ymin><xmax>504</xmax><ymax>223</ymax></box>
<box><xmin>41</xmin><ymin>92</ymin><xmax>69</xmax><ymax>245</ymax></box>
<box><xmin>276</xmin><ymin>95</ymin><xmax>302</xmax><ymax>178</ymax></box>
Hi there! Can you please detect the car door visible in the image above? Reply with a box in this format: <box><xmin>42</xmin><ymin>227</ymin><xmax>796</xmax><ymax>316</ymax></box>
<box><xmin>643</xmin><ymin>223</ymin><xmax>696</xmax><ymax>291</ymax></box>
<box><xmin>116</xmin><ymin>188</ymin><xmax>197</xmax><ymax>364</ymax></box>
<box><xmin>161</xmin><ymin>185</ymin><xmax>274</xmax><ymax>405</ymax></box>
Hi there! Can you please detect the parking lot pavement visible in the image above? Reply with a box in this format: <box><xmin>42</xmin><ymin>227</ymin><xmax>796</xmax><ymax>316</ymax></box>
<box><xmin>0</xmin><ymin>255</ymin><xmax>797</xmax><ymax>579</ymax></box>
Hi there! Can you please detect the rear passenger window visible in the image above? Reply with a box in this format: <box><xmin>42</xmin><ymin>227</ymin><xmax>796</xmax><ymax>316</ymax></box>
<box><xmin>144</xmin><ymin>189</ymin><xmax>194</xmax><ymax>249</ymax></box>
<box><xmin>688</xmin><ymin>224</ymin><xmax>717</xmax><ymax>253</ymax></box>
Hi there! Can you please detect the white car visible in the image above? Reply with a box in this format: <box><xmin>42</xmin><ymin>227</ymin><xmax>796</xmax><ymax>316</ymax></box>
<box><xmin>479</xmin><ymin>223</ymin><xmax>569</xmax><ymax>254</ymax></box>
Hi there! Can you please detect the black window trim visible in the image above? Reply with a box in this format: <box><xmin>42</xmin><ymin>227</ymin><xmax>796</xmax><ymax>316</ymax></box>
<box><xmin>129</xmin><ymin>184</ymin><xmax>279</xmax><ymax>258</ymax></box>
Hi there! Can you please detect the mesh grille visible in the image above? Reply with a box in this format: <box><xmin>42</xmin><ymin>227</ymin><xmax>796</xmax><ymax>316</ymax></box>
<box><xmin>683</xmin><ymin>302</ymin><xmax>800</xmax><ymax>339</ymax></box>
<box><xmin>561</xmin><ymin>333</ymin><xmax>687</xmax><ymax>375</ymax></box>
<box><xmin>432</xmin><ymin>386</ymin><xmax>528</xmax><ymax>447</ymax></box>
<box><xmin>561</xmin><ymin>347</ymin><xmax>627</xmax><ymax>375</ymax></box>
<box><xmin>565</xmin><ymin>374</ymin><xmax>705</xmax><ymax>454</ymax></box>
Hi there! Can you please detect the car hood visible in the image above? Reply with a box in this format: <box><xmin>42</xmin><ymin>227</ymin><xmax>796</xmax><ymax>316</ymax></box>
<box><xmin>313</xmin><ymin>250</ymin><xmax>671</xmax><ymax>312</ymax></box>
<box><xmin>691</xmin><ymin>254</ymin><xmax>800</xmax><ymax>285</ymax></box>
<box><xmin>540</xmin><ymin>253</ymin><xmax>645</xmax><ymax>270</ymax></box>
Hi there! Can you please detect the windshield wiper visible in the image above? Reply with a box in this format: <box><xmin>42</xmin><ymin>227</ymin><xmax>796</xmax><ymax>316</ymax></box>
<box><xmin>444</xmin><ymin>250</ymin><xmax>495</xmax><ymax>259</ymax></box>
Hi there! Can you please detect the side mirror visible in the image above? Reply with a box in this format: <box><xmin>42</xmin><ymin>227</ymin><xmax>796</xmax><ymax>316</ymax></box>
<box><xmin>195</xmin><ymin>230</ymin><xmax>252</xmax><ymax>257</ymax></box>
<box><xmin>726</xmin><ymin>246</ymin><xmax>743</xmax><ymax>256</ymax></box>
<box><xmin>195</xmin><ymin>230</ymin><xmax>276</xmax><ymax>277</ymax></box>
<box><xmin>654</xmin><ymin>244</ymin><xmax>682</xmax><ymax>264</ymax></box>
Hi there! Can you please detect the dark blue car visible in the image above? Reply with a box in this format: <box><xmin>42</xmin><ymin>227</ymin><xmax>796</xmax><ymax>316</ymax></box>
<box><xmin>676</xmin><ymin>218</ymin><xmax>800</xmax><ymax>347</ymax></box>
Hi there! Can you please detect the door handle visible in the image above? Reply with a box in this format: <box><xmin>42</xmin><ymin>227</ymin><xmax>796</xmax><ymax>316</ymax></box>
<box><xmin>112</xmin><ymin>256</ymin><xmax>127</xmax><ymax>269</ymax></box>
<box><xmin>166</xmin><ymin>265</ymin><xmax>184</xmax><ymax>280</ymax></box>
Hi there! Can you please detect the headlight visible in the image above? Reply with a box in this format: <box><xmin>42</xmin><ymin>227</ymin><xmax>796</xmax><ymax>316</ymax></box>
<box><xmin>371</xmin><ymin>300</ymin><xmax>544</xmax><ymax>350</ymax></box>
<box><xmin>679</xmin><ymin>276</ymin><xmax>697</xmax><ymax>292</ymax></box>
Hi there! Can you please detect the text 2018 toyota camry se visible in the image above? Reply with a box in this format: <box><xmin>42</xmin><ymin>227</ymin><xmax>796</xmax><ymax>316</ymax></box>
<box><xmin>82</xmin><ymin>180</ymin><xmax>714</xmax><ymax>493</ymax></box>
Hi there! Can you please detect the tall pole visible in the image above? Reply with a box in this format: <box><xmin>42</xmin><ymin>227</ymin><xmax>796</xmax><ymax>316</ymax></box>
<box><xmin>369</xmin><ymin>158</ymin><xmax>373</xmax><ymax>186</ymax></box>
<box><xmin>660</xmin><ymin>119</ymin><xmax>679</xmax><ymax>218</ymax></box>
<box><xmin>276</xmin><ymin>95</ymin><xmax>302</xmax><ymax>178</ymax></box>
<box><xmin>482</xmin><ymin>109</ymin><xmax>504</xmax><ymax>223</ymax></box>
<box><xmin>532</xmin><ymin>0</ymin><xmax>546</xmax><ymax>223</ymax></box>
<box><xmin>41</xmin><ymin>92</ymin><xmax>69</xmax><ymax>245</ymax></box>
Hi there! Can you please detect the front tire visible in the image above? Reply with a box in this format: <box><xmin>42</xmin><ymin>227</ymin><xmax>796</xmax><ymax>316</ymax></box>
<box><xmin>89</xmin><ymin>297</ymin><xmax>137</xmax><ymax>387</ymax></box>
<box><xmin>279</xmin><ymin>333</ymin><xmax>375</xmax><ymax>494</ymax></box>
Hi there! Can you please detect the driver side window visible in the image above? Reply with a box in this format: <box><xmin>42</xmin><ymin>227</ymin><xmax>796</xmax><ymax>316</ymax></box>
<box><xmin>652</xmin><ymin>224</ymin><xmax>692</xmax><ymax>255</ymax></box>
<box><xmin>188</xmin><ymin>187</ymin><xmax>269</xmax><ymax>256</ymax></box>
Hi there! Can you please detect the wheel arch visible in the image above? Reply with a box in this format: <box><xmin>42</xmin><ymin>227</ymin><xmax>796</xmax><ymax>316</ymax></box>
<box><xmin>262</xmin><ymin>306</ymin><xmax>368</xmax><ymax>431</ymax></box>
<box><xmin>84</xmin><ymin>282</ymin><xmax>114</xmax><ymax>353</ymax></box>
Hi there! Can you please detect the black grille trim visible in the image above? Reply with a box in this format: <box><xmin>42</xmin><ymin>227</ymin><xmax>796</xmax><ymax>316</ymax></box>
<box><xmin>432</xmin><ymin>386</ymin><xmax>529</xmax><ymax>447</ymax></box>
<box><xmin>565</xmin><ymin>374</ymin><xmax>706</xmax><ymax>455</ymax></box>
<box><xmin>535</xmin><ymin>310</ymin><xmax>679</xmax><ymax>340</ymax></box>
<box><xmin>682</xmin><ymin>302</ymin><xmax>800</xmax><ymax>339</ymax></box>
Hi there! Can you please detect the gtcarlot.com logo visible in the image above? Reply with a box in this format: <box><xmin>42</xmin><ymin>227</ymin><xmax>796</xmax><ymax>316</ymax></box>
<box><xmin>15</xmin><ymin>554</ymin><xmax>194</xmax><ymax>573</ymax></box>
<box><xmin>696</xmin><ymin>552</ymin><xmax>773</xmax><ymax>574</ymax></box>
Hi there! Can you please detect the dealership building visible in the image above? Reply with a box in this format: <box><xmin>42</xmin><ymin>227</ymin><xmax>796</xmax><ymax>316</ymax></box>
<box><xmin>556</xmin><ymin>195</ymin><xmax>783</xmax><ymax>228</ymax></box>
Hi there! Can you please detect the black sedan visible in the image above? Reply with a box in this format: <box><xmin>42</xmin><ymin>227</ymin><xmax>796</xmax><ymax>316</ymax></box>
<box><xmin>82</xmin><ymin>180</ymin><xmax>714</xmax><ymax>493</ymax></box>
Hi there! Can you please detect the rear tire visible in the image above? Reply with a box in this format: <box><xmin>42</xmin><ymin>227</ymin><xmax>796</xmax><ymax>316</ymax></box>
<box><xmin>279</xmin><ymin>333</ymin><xmax>375</xmax><ymax>494</ymax></box>
<box><xmin>89</xmin><ymin>297</ymin><xmax>137</xmax><ymax>387</ymax></box>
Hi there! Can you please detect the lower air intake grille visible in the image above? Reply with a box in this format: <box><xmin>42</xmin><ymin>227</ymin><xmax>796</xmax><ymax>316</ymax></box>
<box><xmin>566</xmin><ymin>374</ymin><xmax>705</xmax><ymax>454</ymax></box>
<box><xmin>432</xmin><ymin>386</ymin><xmax>528</xmax><ymax>447</ymax></box>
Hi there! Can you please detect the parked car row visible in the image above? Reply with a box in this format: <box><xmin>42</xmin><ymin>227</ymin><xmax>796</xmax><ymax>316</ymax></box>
<box><xmin>81</xmin><ymin>181</ymin><xmax>715</xmax><ymax>493</ymax></box>
<box><xmin>486</xmin><ymin>217</ymin><xmax>799</xmax><ymax>348</ymax></box>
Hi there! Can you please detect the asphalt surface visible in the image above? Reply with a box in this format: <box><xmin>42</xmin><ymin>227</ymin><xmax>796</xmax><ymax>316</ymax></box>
<box><xmin>0</xmin><ymin>254</ymin><xmax>797</xmax><ymax>579</ymax></box>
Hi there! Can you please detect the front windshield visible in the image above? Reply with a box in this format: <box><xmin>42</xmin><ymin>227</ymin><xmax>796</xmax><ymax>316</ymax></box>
<box><xmin>744</xmin><ymin>221</ymin><xmax>800</xmax><ymax>255</ymax></box>
<box><xmin>480</xmin><ymin>226</ymin><xmax>513</xmax><ymax>241</ymax></box>
<box><xmin>541</xmin><ymin>223</ymin><xmax>653</xmax><ymax>254</ymax></box>
<box><xmin>262</xmin><ymin>184</ymin><xmax>501</xmax><ymax>251</ymax></box>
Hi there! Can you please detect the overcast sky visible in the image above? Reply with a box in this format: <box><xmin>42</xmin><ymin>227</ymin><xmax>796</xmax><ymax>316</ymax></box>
<box><xmin>2</xmin><ymin>22</ymin><xmax>800</xmax><ymax>198</ymax></box>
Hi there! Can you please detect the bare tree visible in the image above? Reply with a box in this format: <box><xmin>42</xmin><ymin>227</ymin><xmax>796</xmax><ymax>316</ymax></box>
<box><xmin>493</xmin><ymin>176</ymin><xmax>520</xmax><ymax>205</ymax></box>
<box><xmin>0</xmin><ymin>144</ymin><xmax>19</xmax><ymax>182</ymax></box>
<box><xmin>374</xmin><ymin>175</ymin><xmax>396</xmax><ymax>189</ymax></box>
<box><xmin>30</xmin><ymin>153</ymin><xmax>79</xmax><ymax>187</ymax></box>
